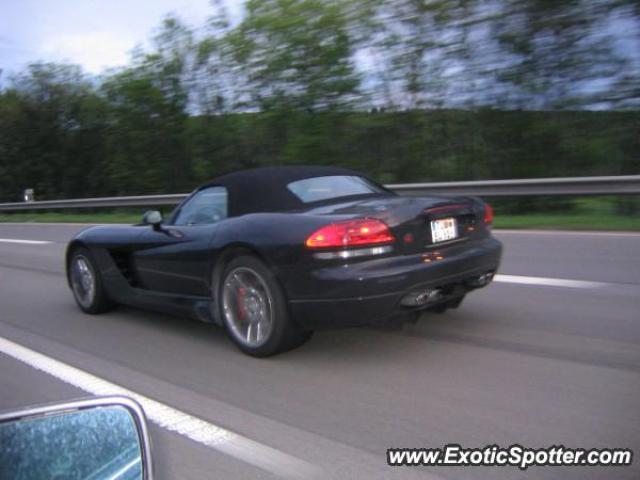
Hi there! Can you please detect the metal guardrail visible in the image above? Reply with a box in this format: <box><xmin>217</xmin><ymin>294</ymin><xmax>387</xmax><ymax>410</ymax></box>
<box><xmin>388</xmin><ymin>175</ymin><xmax>640</xmax><ymax>197</ymax></box>
<box><xmin>0</xmin><ymin>194</ymin><xmax>188</xmax><ymax>211</ymax></box>
<box><xmin>0</xmin><ymin>175</ymin><xmax>639</xmax><ymax>211</ymax></box>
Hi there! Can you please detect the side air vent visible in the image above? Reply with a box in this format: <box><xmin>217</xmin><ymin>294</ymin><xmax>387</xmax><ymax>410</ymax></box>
<box><xmin>109</xmin><ymin>250</ymin><xmax>139</xmax><ymax>287</ymax></box>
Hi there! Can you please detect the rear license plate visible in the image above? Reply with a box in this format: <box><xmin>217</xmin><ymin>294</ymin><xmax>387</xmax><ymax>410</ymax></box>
<box><xmin>430</xmin><ymin>217</ymin><xmax>458</xmax><ymax>243</ymax></box>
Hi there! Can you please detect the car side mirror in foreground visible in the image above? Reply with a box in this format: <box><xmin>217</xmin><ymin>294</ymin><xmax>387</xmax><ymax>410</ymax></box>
<box><xmin>142</xmin><ymin>210</ymin><xmax>163</xmax><ymax>229</ymax></box>
<box><xmin>0</xmin><ymin>395</ymin><xmax>153</xmax><ymax>480</ymax></box>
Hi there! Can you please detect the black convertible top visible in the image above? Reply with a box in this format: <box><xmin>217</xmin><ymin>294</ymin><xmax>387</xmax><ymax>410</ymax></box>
<box><xmin>199</xmin><ymin>165</ymin><xmax>375</xmax><ymax>215</ymax></box>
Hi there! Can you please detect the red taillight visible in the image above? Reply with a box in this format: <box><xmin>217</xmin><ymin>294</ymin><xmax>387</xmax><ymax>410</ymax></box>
<box><xmin>305</xmin><ymin>219</ymin><xmax>395</xmax><ymax>248</ymax></box>
<box><xmin>484</xmin><ymin>203</ymin><xmax>494</xmax><ymax>225</ymax></box>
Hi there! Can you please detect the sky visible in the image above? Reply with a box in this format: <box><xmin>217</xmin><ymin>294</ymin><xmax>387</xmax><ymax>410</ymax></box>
<box><xmin>0</xmin><ymin>0</ymin><xmax>243</xmax><ymax>78</ymax></box>
<box><xmin>0</xmin><ymin>0</ymin><xmax>636</xmax><ymax>108</ymax></box>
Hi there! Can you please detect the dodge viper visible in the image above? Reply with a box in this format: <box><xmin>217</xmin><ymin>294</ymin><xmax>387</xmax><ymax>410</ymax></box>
<box><xmin>66</xmin><ymin>166</ymin><xmax>502</xmax><ymax>356</ymax></box>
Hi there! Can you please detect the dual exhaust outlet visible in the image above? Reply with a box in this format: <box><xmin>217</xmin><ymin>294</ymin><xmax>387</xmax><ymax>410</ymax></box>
<box><xmin>400</xmin><ymin>288</ymin><xmax>445</xmax><ymax>307</ymax></box>
<box><xmin>400</xmin><ymin>271</ymin><xmax>494</xmax><ymax>307</ymax></box>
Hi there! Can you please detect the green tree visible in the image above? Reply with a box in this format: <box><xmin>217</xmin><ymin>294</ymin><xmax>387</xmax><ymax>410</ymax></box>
<box><xmin>365</xmin><ymin>0</ymin><xmax>474</xmax><ymax>109</ymax></box>
<box><xmin>0</xmin><ymin>63</ymin><xmax>108</xmax><ymax>201</ymax></box>
<box><xmin>101</xmin><ymin>16</ymin><xmax>193</xmax><ymax>194</ymax></box>
<box><xmin>491</xmin><ymin>0</ymin><xmax>629</xmax><ymax>109</ymax></box>
<box><xmin>228</xmin><ymin>0</ymin><xmax>361</xmax><ymax>112</ymax></box>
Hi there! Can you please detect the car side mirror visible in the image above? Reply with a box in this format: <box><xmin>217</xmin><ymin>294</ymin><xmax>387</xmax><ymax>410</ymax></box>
<box><xmin>0</xmin><ymin>396</ymin><xmax>153</xmax><ymax>480</ymax></box>
<box><xmin>142</xmin><ymin>210</ymin><xmax>163</xmax><ymax>229</ymax></box>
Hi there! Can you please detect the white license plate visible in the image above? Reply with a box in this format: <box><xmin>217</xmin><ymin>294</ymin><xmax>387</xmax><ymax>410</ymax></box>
<box><xmin>430</xmin><ymin>217</ymin><xmax>458</xmax><ymax>243</ymax></box>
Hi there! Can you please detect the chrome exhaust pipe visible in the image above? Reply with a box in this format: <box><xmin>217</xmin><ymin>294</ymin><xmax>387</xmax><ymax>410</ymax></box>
<box><xmin>401</xmin><ymin>288</ymin><xmax>444</xmax><ymax>307</ymax></box>
<box><xmin>466</xmin><ymin>272</ymin><xmax>494</xmax><ymax>288</ymax></box>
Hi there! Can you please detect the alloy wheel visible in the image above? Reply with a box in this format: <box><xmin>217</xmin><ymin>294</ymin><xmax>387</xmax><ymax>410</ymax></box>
<box><xmin>70</xmin><ymin>255</ymin><xmax>96</xmax><ymax>308</ymax></box>
<box><xmin>222</xmin><ymin>267</ymin><xmax>274</xmax><ymax>347</ymax></box>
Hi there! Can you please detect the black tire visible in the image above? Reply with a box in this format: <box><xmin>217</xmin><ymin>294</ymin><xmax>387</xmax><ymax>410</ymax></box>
<box><xmin>219</xmin><ymin>255</ymin><xmax>312</xmax><ymax>357</ymax></box>
<box><xmin>68</xmin><ymin>247</ymin><xmax>114</xmax><ymax>314</ymax></box>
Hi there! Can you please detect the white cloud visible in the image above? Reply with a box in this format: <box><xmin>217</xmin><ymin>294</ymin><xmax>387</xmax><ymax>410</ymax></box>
<box><xmin>42</xmin><ymin>32</ymin><xmax>134</xmax><ymax>74</ymax></box>
<box><xmin>1</xmin><ymin>0</ymin><xmax>245</xmax><ymax>76</ymax></box>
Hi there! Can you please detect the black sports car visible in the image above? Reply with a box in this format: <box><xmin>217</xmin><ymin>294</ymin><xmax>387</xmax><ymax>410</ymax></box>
<box><xmin>66</xmin><ymin>166</ymin><xmax>502</xmax><ymax>356</ymax></box>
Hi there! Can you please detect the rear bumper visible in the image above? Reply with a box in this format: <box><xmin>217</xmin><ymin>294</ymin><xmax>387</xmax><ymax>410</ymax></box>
<box><xmin>285</xmin><ymin>236</ymin><xmax>502</xmax><ymax>329</ymax></box>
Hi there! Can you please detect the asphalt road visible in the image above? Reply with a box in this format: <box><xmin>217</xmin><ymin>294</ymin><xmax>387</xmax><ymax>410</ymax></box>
<box><xmin>1</xmin><ymin>224</ymin><xmax>639</xmax><ymax>479</ymax></box>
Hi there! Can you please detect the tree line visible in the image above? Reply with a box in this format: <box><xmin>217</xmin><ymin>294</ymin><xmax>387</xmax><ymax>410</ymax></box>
<box><xmin>0</xmin><ymin>0</ymin><xmax>638</xmax><ymax>203</ymax></box>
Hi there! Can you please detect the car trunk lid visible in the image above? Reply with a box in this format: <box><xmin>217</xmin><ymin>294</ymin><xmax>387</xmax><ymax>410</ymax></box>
<box><xmin>304</xmin><ymin>194</ymin><xmax>485</xmax><ymax>254</ymax></box>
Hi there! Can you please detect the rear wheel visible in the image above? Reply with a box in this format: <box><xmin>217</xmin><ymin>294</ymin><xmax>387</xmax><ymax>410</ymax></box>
<box><xmin>68</xmin><ymin>247</ymin><xmax>114</xmax><ymax>314</ymax></box>
<box><xmin>219</xmin><ymin>255</ymin><xmax>312</xmax><ymax>357</ymax></box>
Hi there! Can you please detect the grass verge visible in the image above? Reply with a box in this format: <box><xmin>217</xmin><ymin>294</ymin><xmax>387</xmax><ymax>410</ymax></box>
<box><xmin>0</xmin><ymin>212</ymin><xmax>140</xmax><ymax>224</ymax></box>
<box><xmin>494</xmin><ymin>214</ymin><xmax>640</xmax><ymax>231</ymax></box>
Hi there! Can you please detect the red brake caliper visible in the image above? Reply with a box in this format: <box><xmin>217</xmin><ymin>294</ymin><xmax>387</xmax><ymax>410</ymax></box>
<box><xmin>236</xmin><ymin>287</ymin><xmax>247</xmax><ymax>320</ymax></box>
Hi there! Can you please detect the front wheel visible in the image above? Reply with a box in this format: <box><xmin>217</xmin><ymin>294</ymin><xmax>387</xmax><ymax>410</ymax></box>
<box><xmin>68</xmin><ymin>247</ymin><xmax>114</xmax><ymax>314</ymax></box>
<box><xmin>219</xmin><ymin>255</ymin><xmax>312</xmax><ymax>357</ymax></box>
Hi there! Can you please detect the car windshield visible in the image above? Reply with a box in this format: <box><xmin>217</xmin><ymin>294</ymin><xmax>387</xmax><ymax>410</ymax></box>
<box><xmin>287</xmin><ymin>176</ymin><xmax>386</xmax><ymax>203</ymax></box>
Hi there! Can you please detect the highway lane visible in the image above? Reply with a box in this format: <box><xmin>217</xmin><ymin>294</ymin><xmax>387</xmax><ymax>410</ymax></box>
<box><xmin>0</xmin><ymin>223</ymin><xmax>639</xmax><ymax>479</ymax></box>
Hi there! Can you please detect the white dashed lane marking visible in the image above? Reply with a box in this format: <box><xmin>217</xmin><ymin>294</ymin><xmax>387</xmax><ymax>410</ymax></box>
<box><xmin>0</xmin><ymin>238</ymin><xmax>622</xmax><ymax>290</ymax></box>
<box><xmin>0</xmin><ymin>238</ymin><xmax>52</xmax><ymax>245</ymax></box>
<box><xmin>494</xmin><ymin>274</ymin><xmax>609</xmax><ymax>289</ymax></box>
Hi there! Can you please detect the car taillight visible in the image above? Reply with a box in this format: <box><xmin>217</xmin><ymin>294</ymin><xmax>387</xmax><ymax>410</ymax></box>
<box><xmin>484</xmin><ymin>203</ymin><xmax>494</xmax><ymax>225</ymax></box>
<box><xmin>305</xmin><ymin>219</ymin><xmax>395</xmax><ymax>248</ymax></box>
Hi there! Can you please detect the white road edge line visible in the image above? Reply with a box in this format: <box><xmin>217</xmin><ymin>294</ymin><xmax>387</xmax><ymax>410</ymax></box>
<box><xmin>0</xmin><ymin>238</ymin><xmax>52</xmax><ymax>245</ymax></box>
<box><xmin>494</xmin><ymin>274</ymin><xmax>608</xmax><ymax>289</ymax></box>
<box><xmin>0</xmin><ymin>336</ymin><xmax>321</xmax><ymax>480</ymax></box>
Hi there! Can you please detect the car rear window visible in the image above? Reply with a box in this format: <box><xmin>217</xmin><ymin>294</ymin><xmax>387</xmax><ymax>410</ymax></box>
<box><xmin>287</xmin><ymin>176</ymin><xmax>385</xmax><ymax>203</ymax></box>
